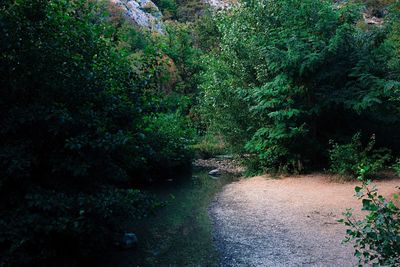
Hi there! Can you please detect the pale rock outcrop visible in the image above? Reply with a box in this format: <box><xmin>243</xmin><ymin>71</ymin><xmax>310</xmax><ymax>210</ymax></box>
<box><xmin>111</xmin><ymin>0</ymin><xmax>165</xmax><ymax>34</ymax></box>
<box><xmin>204</xmin><ymin>0</ymin><xmax>236</xmax><ymax>10</ymax></box>
<box><xmin>363</xmin><ymin>12</ymin><xmax>384</xmax><ymax>25</ymax></box>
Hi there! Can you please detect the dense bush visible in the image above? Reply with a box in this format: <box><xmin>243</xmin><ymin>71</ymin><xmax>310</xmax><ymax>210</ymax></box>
<box><xmin>175</xmin><ymin>0</ymin><xmax>207</xmax><ymax>22</ymax></box>
<box><xmin>192</xmin><ymin>134</ymin><xmax>227</xmax><ymax>159</ymax></box>
<box><xmin>392</xmin><ymin>159</ymin><xmax>400</xmax><ymax>175</ymax></box>
<box><xmin>0</xmin><ymin>187</ymin><xmax>158</xmax><ymax>266</ymax></box>
<box><xmin>0</xmin><ymin>0</ymin><xmax>194</xmax><ymax>265</ymax></box>
<box><xmin>0</xmin><ymin>0</ymin><xmax>146</xmax><ymax>185</ymax></box>
<box><xmin>143</xmin><ymin>113</ymin><xmax>195</xmax><ymax>176</ymax></box>
<box><xmin>200</xmin><ymin>0</ymin><xmax>400</xmax><ymax>173</ymax></box>
<box><xmin>329</xmin><ymin>133</ymin><xmax>391</xmax><ymax>178</ymax></box>
<box><xmin>153</xmin><ymin>0</ymin><xmax>178</xmax><ymax>19</ymax></box>
<box><xmin>340</xmin><ymin>178</ymin><xmax>400</xmax><ymax>266</ymax></box>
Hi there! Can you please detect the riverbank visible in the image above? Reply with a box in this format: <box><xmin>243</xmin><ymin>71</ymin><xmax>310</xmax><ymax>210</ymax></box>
<box><xmin>193</xmin><ymin>156</ymin><xmax>245</xmax><ymax>176</ymax></box>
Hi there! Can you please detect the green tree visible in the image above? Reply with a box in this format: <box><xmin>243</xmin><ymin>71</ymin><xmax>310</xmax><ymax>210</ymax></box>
<box><xmin>0</xmin><ymin>0</ymin><xmax>194</xmax><ymax>264</ymax></box>
<box><xmin>200</xmin><ymin>0</ymin><xmax>400</xmax><ymax>173</ymax></box>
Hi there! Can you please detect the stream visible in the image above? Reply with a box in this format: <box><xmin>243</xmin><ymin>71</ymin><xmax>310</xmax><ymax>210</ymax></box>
<box><xmin>97</xmin><ymin>166</ymin><xmax>239</xmax><ymax>266</ymax></box>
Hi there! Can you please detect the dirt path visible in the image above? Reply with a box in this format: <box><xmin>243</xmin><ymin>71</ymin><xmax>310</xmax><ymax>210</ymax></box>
<box><xmin>209</xmin><ymin>174</ymin><xmax>400</xmax><ymax>267</ymax></box>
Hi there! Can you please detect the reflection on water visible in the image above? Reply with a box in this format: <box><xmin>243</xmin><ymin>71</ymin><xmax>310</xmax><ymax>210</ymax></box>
<box><xmin>98</xmin><ymin>167</ymin><xmax>239</xmax><ymax>267</ymax></box>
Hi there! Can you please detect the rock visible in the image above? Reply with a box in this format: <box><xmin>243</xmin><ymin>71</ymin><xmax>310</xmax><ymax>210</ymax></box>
<box><xmin>120</xmin><ymin>232</ymin><xmax>138</xmax><ymax>249</ymax></box>
<box><xmin>216</xmin><ymin>154</ymin><xmax>234</xmax><ymax>159</ymax></box>
<box><xmin>363</xmin><ymin>13</ymin><xmax>384</xmax><ymax>25</ymax></box>
<box><xmin>209</xmin><ymin>169</ymin><xmax>220</xmax><ymax>176</ymax></box>
<box><xmin>110</xmin><ymin>0</ymin><xmax>165</xmax><ymax>34</ymax></box>
<box><xmin>204</xmin><ymin>0</ymin><xmax>235</xmax><ymax>10</ymax></box>
<box><xmin>193</xmin><ymin>158</ymin><xmax>244</xmax><ymax>175</ymax></box>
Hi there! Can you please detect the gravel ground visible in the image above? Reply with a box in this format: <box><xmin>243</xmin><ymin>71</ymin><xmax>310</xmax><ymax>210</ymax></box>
<box><xmin>193</xmin><ymin>157</ymin><xmax>245</xmax><ymax>175</ymax></box>
<box><xmin>209</xmin><ymin>174</ymin><xmax>400</xmax><ymax>267</ymax></box>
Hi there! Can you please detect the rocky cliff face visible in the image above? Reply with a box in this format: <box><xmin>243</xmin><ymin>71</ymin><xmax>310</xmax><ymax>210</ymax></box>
<box><xmin>110</xmin><ymin>0</ymin><xmax>387</xmax><ymax>35</ymax></box>
<box><xmin>110</xmin><ymin>0</ymin><xmax>165</xmax><ymax>33</ymax></box>
<box><xmin>110</xmin><ymin>0</ymin><xmax>237</xmax><ymax>34</ymax></box>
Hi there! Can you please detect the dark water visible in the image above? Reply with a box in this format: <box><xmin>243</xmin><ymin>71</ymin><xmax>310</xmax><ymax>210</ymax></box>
<box><xmin>98</xmin><ymin>167</ymin><xmax>238</xmax><ymax>266</ymax></box>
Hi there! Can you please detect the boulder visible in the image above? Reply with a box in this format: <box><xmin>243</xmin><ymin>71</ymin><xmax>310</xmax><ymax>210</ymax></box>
<box><xmin>363</xmin><ymin>13</ymin><xmax>384</xmax><ymax>25</ymax></box>
<box><xmin>209</xmin><ymin>169</ymin><xmax>220</xmax><ymax>176</ymax></box>
<box><xmin>110</xmin><ymin>0</ymin><xmax>165</xmax><ymax>34</ymax></box>
<box><xmin>120</xmin><ymin>232</ymin><xmax>138</xmax><ymax>249</ymax></box>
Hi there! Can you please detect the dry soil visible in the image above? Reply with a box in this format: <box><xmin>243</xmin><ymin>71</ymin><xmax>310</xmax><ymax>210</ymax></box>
<box><xmin>209</xmin><ymin>174</ymin><xmax>400</xmax><ymax>267</ymax></box>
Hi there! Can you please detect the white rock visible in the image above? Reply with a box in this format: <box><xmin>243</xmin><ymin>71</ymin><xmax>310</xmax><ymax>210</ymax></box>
<box><xmin>209</xmin><ymin>169</ymin><xmax>220</xmax><ymax>176</ymax></box>
<box><xmin>111</xmin><ymin>0</ymin><xmax>165</xmax><ymax>34</ymax></box>
<box><xmin>363</xmin><ymin>13</ymin><xmax>383</xmax><ymax>25</ymax></box>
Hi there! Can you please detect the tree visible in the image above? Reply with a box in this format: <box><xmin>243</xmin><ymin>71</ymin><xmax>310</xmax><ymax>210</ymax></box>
<box><xmin>200</xmin><ymin>0</ymin><xmax>400</xmax><ymax>173</ymax></box>
<box><xmin>0</xmin><ymin>0</ymin><xmax>194</xmax><ymax>264</ymax></box>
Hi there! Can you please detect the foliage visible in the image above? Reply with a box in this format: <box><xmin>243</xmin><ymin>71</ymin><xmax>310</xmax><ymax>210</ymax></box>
<box><xmin>192</xmin><ymin>134</ymin><xmax>227</xmax><ymax>159</ymax></box>
<box><xmin>117</xmin><ymin>20</ymin><xmax>204</xmax><ymax>120</ymax></box>
<box><xmin>0</xmin><ymin>0</ymin><xmax>195</xmax><ymax>265</ymax></box>
<box><xmin>175</xmin><ymin>0</ymin><xmax>207</xmax><ymax>22</ymax></box>
<box><xmin>193</xmin><ymin>9</ymin><xmax>221</xmax><ymax>52</ymax></box>
<box><xmin>200</xmin><ymin>0</ymin><xmax>400</xmax><ymax>173</ymax></box>
<box><xmin>153</xmin><ymin>0</ymin><xmax>178</xmax><ymax>19</ymax></box>
<box><xmin>162</xmin><ymin>21</ymin><xmax>204</xmax><ymax>96</ymax></box>
<box><xmin>153</xmin><ymin>0</ymin><xmax>207</xmax><ymax>22</ymax></box>
<box><xmin>329</xmin><ymin>133</ymin><xmax>391</xmax><ymax>178</ymax></box>
<box><xmin>143</xmin><ymin>113</ymin><xmax>195</xmax><ymax>176</ymax></box>
<box><xmin>339</xmin><ymin>177</ymin><xmax>400</xmax><ymax>266</ymax></box>
<box><xmin>1</xmin><ymin>0</ymin><xmax>400</xmax><ymax>264</ymax></box>
<box><xmin>0</xmin><ymin>187</ymin><xmax>159</xmax><ymax>266</ymax></box>
<box><xmin>392</xmin><ymin>158</ymin><xmax>400</xmax><ymax>176</ymax></box>
<box><xmin>0</xmin><ymin>0</ymin><xmax>145</xmax><ymax>185</ymax></box>
<box><xmin>199</xmin><ymin>53</ymin><xmax>253</xmax><ymax>153</ymax></box>
<box><xmin>354</xmin><ymin>0</ymin><xmax>396</xmax><ymax>17</ymax></box>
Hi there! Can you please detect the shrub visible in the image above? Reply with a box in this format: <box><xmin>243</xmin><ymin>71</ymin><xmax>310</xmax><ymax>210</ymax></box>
<box><xmin>153</xmin><ymin>0</ymin><xmax>178</xmax><ymax>19</ymax></box>
<box><xmin>143</xmin><ymin>113</ymin><xmax>195</xmax><ymax>178</ymax></box>
<box><xmin>329</xmin><ymin>133</ymin><xmax>391</xmax><ymax>178</ymax></box>
<box><xmin>175</xmin><ymin>0</ymin><xmax>207</xmax><ymax>22</ymax></box>
<box><xmin>199</xmin><ymin>0</ymin><xmax>400</xmax><ymax>174</ymax></box>
<box><xmin>339</xmin><ymin>177</ymin><xmax>400</xmax><ymax>266</ymax></box>
<box><xmin>0</xmin><ymin>0</ymin><xmax>193</xmax><ymax>265</ymax></box>
<box><xmin>0</xmin><ymin>188</ymin><xmax>159</xmax><ymax>266</ymax></box>
<box><xmin>192</xmin><ymin>134</ymin><xmax>227</xmax><ymax>159</ymax></box>
<box><xmin>0</xmin><ymin>0</ymin><xmax>148</xmax><ymax>184</ymax></box>
<box><xmin>392</xmin><ymin>159</ymin><xmax>400</xmax><ymax>176</ymax></box>
<box><xmin>0</xmin><ymin>0</ymin><xmax>153</xmax><ymax>264</ymax></box>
